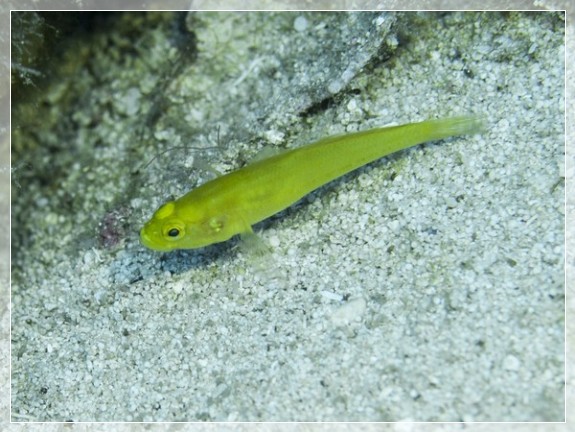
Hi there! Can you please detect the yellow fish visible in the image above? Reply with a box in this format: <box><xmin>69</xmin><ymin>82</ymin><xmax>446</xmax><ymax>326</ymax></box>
<box><xmin>140</xmin><ymin>116</ymin><xmax>483</xmax><ymax>251</ymax></box>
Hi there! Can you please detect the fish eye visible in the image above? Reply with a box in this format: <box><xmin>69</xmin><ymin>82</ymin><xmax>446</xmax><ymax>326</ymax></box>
<box><xmin>162</xmin><ymin>221</ymin><xmax>185</xmax><ymax>241</ymax></box>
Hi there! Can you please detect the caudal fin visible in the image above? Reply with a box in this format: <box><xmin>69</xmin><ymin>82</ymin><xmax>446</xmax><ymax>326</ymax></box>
<box><xmin>427</xmin><ymin>115</ymin><xmax>486</xmax><ymax>141</ymax></box>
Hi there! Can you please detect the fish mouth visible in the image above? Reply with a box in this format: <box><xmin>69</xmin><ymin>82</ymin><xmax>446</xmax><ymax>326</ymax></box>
<box><xmin>139</xmin><ymin>229</ymin><xmax>153</xmax><ymax>248</ymax></box>
<box><xmin>139</xmin><ymin>228</ymin><xmax>169</xmax><ymax>251</ymax></box>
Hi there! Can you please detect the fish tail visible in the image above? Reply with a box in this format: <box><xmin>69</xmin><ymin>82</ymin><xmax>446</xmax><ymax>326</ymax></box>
<box><xmin>426</xmin><ymin>115</ymin><xmax>486</xmax><ymax>141</ymax></box>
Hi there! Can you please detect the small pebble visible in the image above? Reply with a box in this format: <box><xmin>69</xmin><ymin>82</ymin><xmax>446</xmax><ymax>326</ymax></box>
<box><xmin>331</xmin><ymin>297</ymin><xmax>367</xmax><ymax>327</ymax></box>
<box><xmin>294</xmin><ymin>16</ymin><xmax>308</xmax><ymax>32</ymax></box>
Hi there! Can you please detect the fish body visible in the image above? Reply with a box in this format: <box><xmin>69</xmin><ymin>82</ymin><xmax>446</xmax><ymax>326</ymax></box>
<box><xmin>140</xmin><ymin>116</ymin><xmax>483</xmax><ymax>251</ymax></box>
